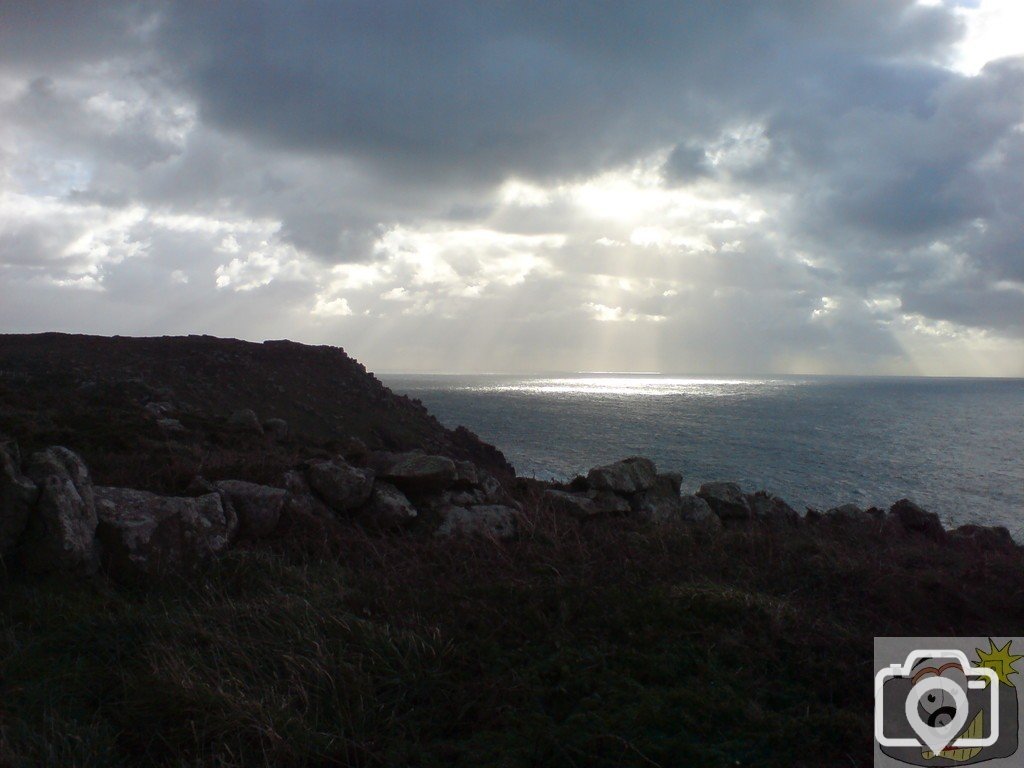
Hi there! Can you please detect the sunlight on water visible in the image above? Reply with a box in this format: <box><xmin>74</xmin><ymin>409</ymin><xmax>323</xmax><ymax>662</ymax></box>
<box><xmin>382</xmin><ymin>373</ymin><xmax>1024</xmax><ymax>531</ymax></box>
<box><xmin>461</xmin><ymin>376</ymin><xmax>792</xmax><ymax>397</ymax></box>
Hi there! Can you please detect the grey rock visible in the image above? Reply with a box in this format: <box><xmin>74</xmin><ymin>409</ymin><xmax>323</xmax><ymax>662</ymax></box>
<box><xmin>282</xmin><ymin>469</ymin><xmax>310</xmax><ymax>498</ymax></box>
<box><xmin>263</xmin><ymin>418</ymin><xmax>289</xmax><ymax>440</ymax></box>
<box><xmin>157</xmin><ymin>417</ymin><xmax>186</xmax><ymax>434</ymax></box>
<box><xmin>215</xmin><ymin>479</ymin><xmax>286</xmax><ymax>539</ymax></box>
<box><xmin>824</xmin><ymin>503</ymin><xmax>873</xmax><ymax>524</ymax></box>
<box><xmin>144</xmin><ymin>401</ymin><xmax>173</xmax><ymax>417</ymax></box>
<box><xmin>227</xmin><ymin>408</ymin><xmax>263</xmax><ymax>433</ymax></box>
<box><xmin>436</xmin><ymin>504</ymin><xmax>516</xmax><ymax>539</ymax></box>
<box><xmin>748</xmin><ymin>491</ymin><xmax>800</xmax><ymax>526</ymax></box>
<box><xmin>633</xmin><ymin>473</ymin><xmax>683</xmax><ymax>524</ymax></box>
<box><xmin>479</xmin><ymin>471</ymin><xmax>518</xmax><ymax>507</ymax></box>
<box><xmin>380</xmin><ymin>453</ymin><xmax>457</xmax><ymax>493</ymax></box>
<box><xmin>95</xmin><ymin>487</ymin><xmax>235</xmax><ymax>579</ymax></box>
<box><xmin>889</xmin><ymin>498</ymin><xmax>945</xmax><ymax>540</ymax></box>
<box><xmin>453</xmin><ymin>460</ymin><xmax>479</xmax><ymax>488</ymax></box>
<box><xmin>363</xmin><ymin>482</ymin><xmax>417</xmax><ymax>528</ymax></box>
<box><xmin>281</xmin><ymin>470</ymin><xmax>333</xmax><ymax>521</ymax></box>
<box><xmin>697</xmin><ymin>482</ymin><xmax>752</xmax><ymax>521</ymax></box>
<box><xmin>542</xmin><ymin>489</ymin><xmax>599</xmax><ymax>518</ymax></box>
<box><xmin>543</xmin><ymin>488</ymin><xmax>630</xmax><ymax>519</ymax></box>
<box><xmin>587</xmin><ymin>456</ymin><xmax>658</xmax><ymax>495</ymax></box>
<box><xmin>0</xmin><ymin>438</ymin><xmax>38</xmax><ymax>554</ymax></box>
<box><xmin>679</xmin><ymin>495</ymin><xmax>722</xmax><ymax>528</ymax></box>
<box><xmin>306</xmin><ymin>459</ymin><xmax>374</xmax><ymax>513</ymax></box>
<box><xmin>22</xmin><ymin>447</ymin><xmax>99</xmax><ymax>574</ymax></box>
<box><xmin>446</xmin><ymin>488</ymin><xmax>487</xmax><ymax>507</ymax></box>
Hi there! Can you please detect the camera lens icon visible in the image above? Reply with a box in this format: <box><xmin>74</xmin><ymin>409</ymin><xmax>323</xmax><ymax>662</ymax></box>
<box><xmin>905</xmin><ymin>675</ymin><xmax>971</xmax><ymax>755</ymax></box>
<box><xmin>875</xmin><ymin>649</ymin><xmax>1001</xmax><ymax>759</ymax></box>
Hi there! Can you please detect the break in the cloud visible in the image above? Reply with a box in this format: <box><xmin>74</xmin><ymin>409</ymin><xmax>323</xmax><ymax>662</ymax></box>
<box><xmin>0</xmin><ymin>0</ymin><xmax>1022</xmax><ymax>375</ymax></box>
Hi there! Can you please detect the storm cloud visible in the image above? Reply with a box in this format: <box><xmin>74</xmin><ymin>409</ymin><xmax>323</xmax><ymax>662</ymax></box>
<box><xmin>1</xmin><ymin>0</ymin><xmax>1022</xmax><ymax>375</ymax></box>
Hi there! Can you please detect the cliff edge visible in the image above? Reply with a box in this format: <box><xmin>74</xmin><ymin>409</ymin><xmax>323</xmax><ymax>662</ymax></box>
<box><xmin>0</xmin><ymin>333</ymin><xmax>512</xmax><ymax>492</ymax></box>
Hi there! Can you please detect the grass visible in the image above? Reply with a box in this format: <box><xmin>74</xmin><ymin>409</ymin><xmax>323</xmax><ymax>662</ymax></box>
<box><xmin>1</xmin><ymin>504</ymin><xmax>1022</xmax><ymax>767</ymax></box>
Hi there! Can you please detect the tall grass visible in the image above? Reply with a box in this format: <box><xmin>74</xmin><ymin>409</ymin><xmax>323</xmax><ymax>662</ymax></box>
<box><xmin>2</xmin><ymin>504</ymin><xmax>1021</xmax><ymax>767</ymax></box>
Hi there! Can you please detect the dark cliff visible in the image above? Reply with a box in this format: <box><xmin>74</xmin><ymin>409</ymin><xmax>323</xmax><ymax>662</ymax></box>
<box><xmin>0</xmin><ymin>332</ymin><xmax>512</xmax><ymax>492</ymax></box>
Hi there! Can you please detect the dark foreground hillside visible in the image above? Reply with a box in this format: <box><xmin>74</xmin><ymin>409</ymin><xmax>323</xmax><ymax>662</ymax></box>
<box><xmin>3</xmin><ymin>509</ymin><xmax>1023</xmax><ymax>767</ymax></box>
<box><xmin>1</xmin><ymin>334</ymin><xmax>1022</xmax><ymax>767</ymax></box>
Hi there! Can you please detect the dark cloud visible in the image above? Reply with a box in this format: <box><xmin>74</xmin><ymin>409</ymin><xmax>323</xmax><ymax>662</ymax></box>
<box><xmin>0</xmin><ymin>0</ymin><xmax>1022</xmax><ymax>374</ymax></box>
<box><xmin>153</xmin><ymin>1</ymin><xmax>958</xmax><ymax>181</ymax></box>
<box><xmin>662</xmin><ymin>144</ymin><xmax>711</xmax><ymax>184</ymax></box>
<box><xmin>0</xmin><ymin>2</ymin><xmax>154</xmax><ymax>73</ymax></box>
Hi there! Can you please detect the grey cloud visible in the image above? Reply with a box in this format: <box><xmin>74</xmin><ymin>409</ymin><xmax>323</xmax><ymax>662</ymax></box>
<box><xmin>1</xmin><ymin>0</ymin><xmax>1022</xmax><ymax>374</ymax></box>
<box><xmin>9</xmin><ymin>76</ymin><xmax>187</xmax><ymax>171</ymax></box>
<box><xmin>153</xmin><ymin>1</ymin><xmax>958</xmax><ymax>181</ymax></box>
<box><xmin>662</xmin><ymin>144</ymin><xmax>711</xmax><ymax>184</ymax></box>
<box><xmin>0</xmin><ymin>3</ymin><xmax>154</xmax><ymax>74</ymax></box>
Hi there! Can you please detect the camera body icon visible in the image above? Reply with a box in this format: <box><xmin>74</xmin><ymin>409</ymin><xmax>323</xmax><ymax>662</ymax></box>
<box><xmin>875</xmin><ymin>649</ymin><xmax>1000</xmax><ymax>757</ymax></box>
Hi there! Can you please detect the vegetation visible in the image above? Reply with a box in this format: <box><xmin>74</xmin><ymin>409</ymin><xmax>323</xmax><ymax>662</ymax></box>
<box><xmin>0</xmin><ymin>333</ymin><xmax>513</xmax><ymax>494</ymax></box>
<box><xmin>3</xmin><ymin>501</ymin><xmax>1021</xmax><ymax>767</ymax></box>
<box><xmin>2</xmin><ymin>334</ymin><xmax>1019</xmax><ymax>766</ymax></box>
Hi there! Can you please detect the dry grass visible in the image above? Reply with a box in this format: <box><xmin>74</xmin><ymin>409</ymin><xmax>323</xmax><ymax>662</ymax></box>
<box><xmin>2</xmin><ymin>502</ymin><xmax>1021</xmax><ymax>768</ymax></box>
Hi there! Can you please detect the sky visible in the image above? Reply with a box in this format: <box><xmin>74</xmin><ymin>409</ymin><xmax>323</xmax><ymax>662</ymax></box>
<box><xmin>1</xmin><ymin>1</ymin><xmax>1022</xmax><ymax>376</ymax></box>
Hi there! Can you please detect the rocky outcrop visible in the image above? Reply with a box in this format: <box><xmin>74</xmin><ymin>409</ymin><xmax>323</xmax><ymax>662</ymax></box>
<box><xmin>278</xmin><ymin>450</ymin><xmax>518</xmax><ymax>537</ymax></box>
<box><xmin>215</xmin><ymin>480</ymin><xmax>286</xmax><ymax>539</ymax></box>
<box><xmin>889</xmin><ymin>498</ymin><xmax>945</xmax><ymax>541</ymax></box>
<box><xmin>546</xmin><ymin>459</ymin><xmax>736</xmax><ymax>529</ymax></box>
<box><xmin>542</xmin><ymin>488</ymin><xmax>630</xmax><ymax>518</ymax></box>
<box><xmin>535</xmin><ymin>458</ymin><xmax>1016</xmax><ymax>546</ymax></box>
<box><xmin>587</xmin><ymin>456</ymin><xmax>657</xmax><ymax>495</ymax></box>
<box><xmin>697</xmin><ymin>482</ymin><xmax>752</xmax><ymax>521</ymax></box>
<box><xmin>378</xmin><ymin>452</ymin><xmax>457</xmax><ymax>494</ymax></box>
<box><xmin>95</xmin><ymin>487</ymin><xmax>236</xmax><ymax>579</ymax></box>
<box><xmin>0</xmin><ymin>438</ymin><xmax>37</xmax><ymax>554</ymax></box>
<box><xmin>436</xmin><ymin>504</ymin><xmax>517</xmax><ymax>539</ymax></box>
<box><xmin>747</xmin><ymin>491</ymin><xmax>799</xmax><ymax>526</ymax></box>
<box><xmin>679</xmin><ymin>495</ymin><xmax>721</xmax><ymax>528</ymax></box>
<box><xmin>479</xmin><ymin>471</ymin><xmax>518</xmax><ymax>507</ymax></box>
<box><xmin>305</xmin><ymin>459</ymin><xmax>374</xmax><ymax>513</ymax></box>
<box><xmin>277</xmin><ymin>450</ymin><xmax>518</xmax><ymax>537</ymax></box>
<box><xmin>453</xmin><ymin>460</ymin><xmax>479</xmax><ymax>488</ymax></box>
<box><xmin>824</xmin><ymin>503</ymin><xmax>874</xmax><ymax>524</ymax></box>
<box><xmin>2</xmin><ymin>436</ymin><xmax>1012</xmax><ymax>584</ymax></box>
<box><xmin>545</xmin><ymin>459</ymin><xmax>722</xmax><ymax>529</ymax></box>
<box><xmin>22</xmin><ymin>447</ymin><xmax>100</xmax><ymax>574</ymax></box>
<box><xmin>363</xmin><ymin>482</ymin><xmax>418</xmax><ymax>528</ymax></box>
<box><xmin>445</xmin><ymin>488</ymin><xmax>487</xmax><ymax>507</ymax></box>
<box><xmin>281</xmin><ymin>469</ymin><xmax>334</xmax><ymax>521</ymax></box>
<box><xmin>632</xmin><ymin>473</ymin><xmax>684</xmax><ymax>524</ymax></box>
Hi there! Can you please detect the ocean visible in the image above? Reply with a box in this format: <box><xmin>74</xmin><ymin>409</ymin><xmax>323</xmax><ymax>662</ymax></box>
<box><xmin>381</xmin><ymin>374</ymin><xmax>1024</xmax><ymax>534</ymax></box>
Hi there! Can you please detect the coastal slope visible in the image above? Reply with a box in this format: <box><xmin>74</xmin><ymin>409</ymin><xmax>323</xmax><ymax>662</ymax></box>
<box><xmin>0</xmin><ymin>333</ymin><xmax>511</xmax><ymax>491</ymax></box>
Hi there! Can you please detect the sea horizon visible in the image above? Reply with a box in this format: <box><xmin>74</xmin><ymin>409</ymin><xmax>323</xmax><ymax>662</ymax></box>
<box><xmin>384</xmin><ymin>372</ymin><xmax>1024</xmax><ymax>535</ymax></box>
<box><xmin>375</xmin><ymin>369</ymin><xmax>1024</xmax><ymax>382</ymax></box>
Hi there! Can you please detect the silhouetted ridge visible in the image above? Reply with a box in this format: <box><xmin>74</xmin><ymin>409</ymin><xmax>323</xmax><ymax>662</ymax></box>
<box><xmin>0</xmin><ymin>333</ymin><xmax>513</xmax><ymax>491</ymax></box>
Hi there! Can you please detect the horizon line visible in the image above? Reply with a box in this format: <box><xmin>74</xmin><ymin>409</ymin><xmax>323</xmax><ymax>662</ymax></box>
<box><xmin>373</xmin><ymin>370</ymin><xmax>1024</xmax><ymax>381</ymax></box>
